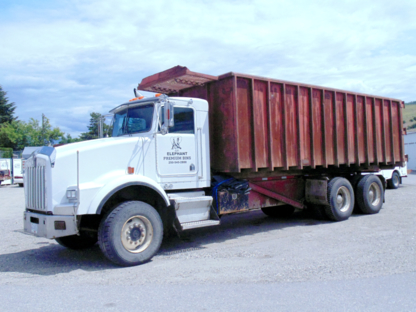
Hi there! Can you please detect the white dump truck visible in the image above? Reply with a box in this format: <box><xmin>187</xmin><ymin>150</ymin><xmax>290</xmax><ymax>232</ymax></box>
<box><xmin>23</xmin><ymin>66</ymin><xmax>405</xmax><ymax>266</ymax></box>
<box><xmin>381</xmin><ymin>156</ymin><xmax>408</xmax><ymax>189</ymax></box>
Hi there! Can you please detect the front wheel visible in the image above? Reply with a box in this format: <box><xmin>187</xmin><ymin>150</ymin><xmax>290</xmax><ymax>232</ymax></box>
<box><xmin>387</xmin><ymin>171</ymin><xmax>400</xmax><ymax>189</ymax></box>
<box><xmin>324</xmin><ymin>177</ymin><xmax>354</xmax><ymax>221</ymax></box>
<box><xmin>98</xmin><ymin>201</ymin><xmax>163</xmax><ymax>266</ymax></box>
<box><xmin>355</xmin><ymin>175</ymin><xmax>383</xmax><ymax>214</ymax></box>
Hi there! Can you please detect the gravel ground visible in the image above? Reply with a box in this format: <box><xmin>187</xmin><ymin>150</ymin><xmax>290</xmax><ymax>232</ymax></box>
<box><xmin>0</xmin><ymin>175</ymin><xmax>415</xmax><ymax>311</ymax></box>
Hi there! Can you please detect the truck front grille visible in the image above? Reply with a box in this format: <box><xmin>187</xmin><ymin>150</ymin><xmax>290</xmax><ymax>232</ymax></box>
<box><xmin>26</xmin><ymin>166</ymin><xmax>47</xmax><ymax>211</ymax></box>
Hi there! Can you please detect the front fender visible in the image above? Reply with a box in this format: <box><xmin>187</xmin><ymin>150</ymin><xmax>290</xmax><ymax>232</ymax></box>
<box><xmin>87</xmin><ymin>174</ymin><xmax>169</xmax><ymax>214</ymax></box>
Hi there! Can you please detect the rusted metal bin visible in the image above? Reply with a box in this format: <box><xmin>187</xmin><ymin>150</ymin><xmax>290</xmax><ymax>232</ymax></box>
<box><xmin>139</xmin><ymin>66</ymin><xmax>405</xmax><ymax>176</ymax></box>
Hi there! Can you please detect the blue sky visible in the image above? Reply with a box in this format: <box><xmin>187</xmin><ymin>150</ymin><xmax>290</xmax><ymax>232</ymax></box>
<box><xmin>1</xmin><ymin>0</ymin><xmax>416</xmax><ymax>137</ymax></box>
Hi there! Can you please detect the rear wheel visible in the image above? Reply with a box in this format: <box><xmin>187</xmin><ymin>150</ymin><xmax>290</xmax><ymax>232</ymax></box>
<box><xmin>387</xmin><ymin>171</ymin><xmax>400</xmax><ymax>189</ymax></box>
<box><xmin>261</xmin><ymin>205</ymin><xmax>295</xmax><ymax>218</ymax></box>
<box><xmin>98</xmin><ymin>201</ymin><xmax>163</xmax><ymax>266</ymax></box>
<box><xmin>55</xmin><ymin>232</ymin><xmax>97</xmax><ymax>249</ymax></box>
<box><xmin>355</xmin><ymin>175</ymin><xmax>383</xmax><ymax>214</ymax></box>
<box><xmin>324</xmin><ymin>177</ymin><xmax>354</xmax><ymax>221</ymax></box>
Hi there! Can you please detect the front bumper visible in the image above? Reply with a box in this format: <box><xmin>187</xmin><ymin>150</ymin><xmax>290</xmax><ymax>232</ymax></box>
<box><xmin>23</xmin><ymin>211</ymin><xmax>78</xmax><ymax>239</ymax></box>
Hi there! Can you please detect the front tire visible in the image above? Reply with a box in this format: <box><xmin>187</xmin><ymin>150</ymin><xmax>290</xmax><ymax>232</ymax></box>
<box><xmin>355</xmin><ymin>175</ymin><xmax>383</xmax><ymax>214</ymax></box>
<box><xmin>324</xmin><ymin>177</ymin><xmax>354</xmax><ymax>221</ymax></box>
<box><xmin>55</xmin><ymin>232</ymin><xmax>97</xmax><ymax>250</ymax></box>
<box><xmin>98</xmin><ymin>201</ymin><xmax>163</xmax><ymax>266</ymax></box>
<box><xmin>387</xmin><ymin>171</ymin><xmax>400</xmax><ymax>189</ymax></box>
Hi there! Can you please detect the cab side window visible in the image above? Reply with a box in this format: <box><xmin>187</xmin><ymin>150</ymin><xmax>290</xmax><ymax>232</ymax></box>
<box><xmin>170</xmin><ymin>107</ymin><xmax>194</xmax><ymax>134</ymax></box>
<box><xmin>160</xmin><ymin>107</ymin><xmax>195</xmax><ymax>134</ymax></box>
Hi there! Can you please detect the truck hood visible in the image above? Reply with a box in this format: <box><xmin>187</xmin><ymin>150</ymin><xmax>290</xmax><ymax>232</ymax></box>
<box><xmin>54</xmin><ymin>136</ymin><xmax>152</xmax><ymax>187</ymax></box>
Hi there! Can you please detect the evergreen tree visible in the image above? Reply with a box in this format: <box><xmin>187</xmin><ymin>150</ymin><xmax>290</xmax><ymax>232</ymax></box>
<box><xmin>59</xmin><ymin>133</ymin><xmax>81</xmax><ymax>144</ymax></box>
<box><xmin>79</xmin><ymin>112</ymin><xmax>110</xmax><ymax>140</ymax></box>
<box><xmin>0</xmin><ymin>85</ymin><xmax>17</xmax><ymax>124</ymax></box>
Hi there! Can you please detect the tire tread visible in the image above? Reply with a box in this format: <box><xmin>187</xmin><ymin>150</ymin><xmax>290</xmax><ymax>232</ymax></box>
<box><xmin>324</xmin><ymin>177</ymin><xmax>354</xmax><ymax>221</ymax></box>
<box><xmin>356</xmin><ymin>175</ymin><xmax>383</xmax><ymax>214</ymax></box>
<box><xmin>98</xmin><ymin>201</ymin><xmax>163</xmax><ymax>266</ymax></box>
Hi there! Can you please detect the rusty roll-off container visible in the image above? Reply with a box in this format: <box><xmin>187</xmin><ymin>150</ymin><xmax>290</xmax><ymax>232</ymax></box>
<box><xmin>139</xmin><ymin>66</ymin><xmax>405</xmax><ymax>177</ymax></box>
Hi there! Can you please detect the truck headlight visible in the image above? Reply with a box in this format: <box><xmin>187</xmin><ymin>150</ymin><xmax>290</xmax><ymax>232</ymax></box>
<box><xmin>66</xmin><ymin>188</ymin><xmax>78</xmax><ymax>202</ymax></box>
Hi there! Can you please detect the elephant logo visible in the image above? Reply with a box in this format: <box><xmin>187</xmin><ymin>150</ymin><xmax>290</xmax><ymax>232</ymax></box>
<box><xmin>171</xmin><ymin>137</ymin><xmax>182</xmax><ymax>151</ymax></box>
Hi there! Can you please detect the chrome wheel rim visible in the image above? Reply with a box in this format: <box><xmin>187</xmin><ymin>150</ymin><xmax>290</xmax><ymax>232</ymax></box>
<box><xmin>121</xmin><ymin>216</ymin><xmax>153</xmax><ymax>253</ymax></box>
<box><xmin>336</xmin><ymin>186</ymin><xmax>351</xmax><ymax>212</ymax></box>
<box><xmin>393</xmin><ymin>175</ymin><xmax>399</xmax><ymax>187</ymax></box>
<box><xmin>368</xmin><ymin>182</ymin><xmax>381</xmax><ymax>206</ymax></box>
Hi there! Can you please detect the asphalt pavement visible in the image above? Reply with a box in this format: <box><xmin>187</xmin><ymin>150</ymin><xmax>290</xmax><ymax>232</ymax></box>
<box><xmin>0</xmin><ymin>175</ymin><xmax>415</xmax><ymax>311</ymax></box>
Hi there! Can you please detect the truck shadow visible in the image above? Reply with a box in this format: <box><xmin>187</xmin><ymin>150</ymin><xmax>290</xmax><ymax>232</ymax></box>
<box><xmin>0</xmin><ymin>209</ymin><xmax>331</xmax><ymax>275</ymax></box>
<box><xmin>0</xmin><ymin>243</ymin><xmax>115</xmax><ymax>275</ymax></box>
<box><xmin>157</xmin><ymin>209</ymin><xmax>326</xmax><ymax>256</ymax></box>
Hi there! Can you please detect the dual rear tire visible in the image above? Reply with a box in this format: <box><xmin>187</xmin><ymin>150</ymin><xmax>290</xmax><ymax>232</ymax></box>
<box><xmin>314</xmin><ymin>175</ymin><xmax>383</xmax><ymax>221</ymax></box>
<box><xmin>355</xmin><ymin>175</ymin><xmax>383</xmax><ymax>214</ymax></box>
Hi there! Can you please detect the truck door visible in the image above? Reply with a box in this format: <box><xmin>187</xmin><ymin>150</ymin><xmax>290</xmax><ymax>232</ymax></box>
<box><xmin>156</xmin><ymin>106</ymin><xmax>198</xmax><ymax>178</ymax></box>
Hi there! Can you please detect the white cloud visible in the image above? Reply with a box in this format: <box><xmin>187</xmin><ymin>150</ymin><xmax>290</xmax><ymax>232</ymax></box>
<box><xmin>1</xmin><ymin>0</ymin><xmax>416</xmax><ymax>136</ymax></box>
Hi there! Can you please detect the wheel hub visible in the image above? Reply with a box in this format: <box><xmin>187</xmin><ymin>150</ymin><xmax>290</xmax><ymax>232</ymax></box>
<box><xmin>121</xmin><ymin>216</ymin><xmax>153</xmax><ymax>253</ymax></box>
<box><xmin>368</xmin><ymin>182</ymin><xmax>381</xmax><ymax>206</ymax></box>
<box><xmin>336</xmin><ymin>186</ymin><xmax>351</xmax><ymax>212</ymax></box>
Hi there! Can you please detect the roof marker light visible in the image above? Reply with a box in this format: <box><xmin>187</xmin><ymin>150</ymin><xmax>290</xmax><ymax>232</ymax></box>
<box><xmin>130</xmin><ymin>89</ymin><xmax>145</xmax><ymax>101</ymax></box>
<box><xmin>129</xmin><ymin>96</ymin><xmax>145</xmax><ymax>102</ymax></box>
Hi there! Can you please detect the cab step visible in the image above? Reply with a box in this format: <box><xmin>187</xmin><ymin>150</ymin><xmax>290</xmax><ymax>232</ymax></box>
<box><xmin>181</xmin><ymin>219</ymin><xmax>220</xmax><ymax>230</ymax></box>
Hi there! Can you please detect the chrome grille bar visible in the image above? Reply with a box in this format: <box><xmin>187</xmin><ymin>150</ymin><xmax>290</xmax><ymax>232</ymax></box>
<box><xmin>26</xmin><ymin>164</ymin><xmax>46</xmax><ymax>211</ymax></box>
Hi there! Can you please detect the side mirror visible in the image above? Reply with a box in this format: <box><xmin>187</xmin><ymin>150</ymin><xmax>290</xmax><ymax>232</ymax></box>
<box><xmin>161</xmin><ymin>101</ymin><xmax>174</xmax><ymax>134</ymax></box>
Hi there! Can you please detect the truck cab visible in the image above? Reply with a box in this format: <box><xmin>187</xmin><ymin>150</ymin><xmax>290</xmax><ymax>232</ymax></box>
<box><xmin>24</xmin><ymin>94</ymin><xmax>215</xmax><ymax>266</ymax></box>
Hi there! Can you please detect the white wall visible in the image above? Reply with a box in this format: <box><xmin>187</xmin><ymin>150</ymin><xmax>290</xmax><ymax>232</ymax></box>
<box><xmin>404</xmin><ymin>131</ymin><xmax>416</xmax><ymax>171</ymax></box>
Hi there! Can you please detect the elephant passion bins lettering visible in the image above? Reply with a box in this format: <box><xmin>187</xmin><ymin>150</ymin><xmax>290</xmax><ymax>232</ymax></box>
<box><xmin>163</xmin><ymin>137</ymin><xmax>191</xmax><ymax>164</ymax></box>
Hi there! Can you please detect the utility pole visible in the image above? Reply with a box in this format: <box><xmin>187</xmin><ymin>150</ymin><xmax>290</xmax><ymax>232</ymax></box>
<box><xmin>42</xmin><ymin>114</ymin><xmax>47</xmax><ymax>146</ymax></box>
<box><xmin>99</xmin><ymin>117</ymin><xmax>104</xmax><ymax>138</ymax></box>
<box><xmin>42</xmin><ymin>113</ymin><xmax>45</xmax><ymax>145</ymax></box>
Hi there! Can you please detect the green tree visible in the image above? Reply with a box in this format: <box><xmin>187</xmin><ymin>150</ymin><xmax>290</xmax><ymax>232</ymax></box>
<box><xmin>0</xmin><ymin>85</ymin><xmax>17</xmax><ymax>124</ymax></box>
<box><xmin>0</xmin><ymin>116</ymin><xmax>64</xmax><ymax>150</ymax></box>
<box><xmin>59</xmin><ymin>133</ymin><xmax>81</xmax><ymax>144</ymax></box>
<box><xmin>79</xmin><ymin>112</ymin><xmax>110</xmax><ymax>140</ymax></box>
<box><xmin>0</xmin><ymin>120</ymin><xmax>27</xmax><ymax>149</ymax></box>
<box><xmin>0</xmin><ymin>147</ymin><xmax>13</xmax><ymax>158</ymax></box>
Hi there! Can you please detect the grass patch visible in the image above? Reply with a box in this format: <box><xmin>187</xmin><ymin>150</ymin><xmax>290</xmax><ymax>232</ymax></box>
<box><xmin>404</xmin><ymin>102</ymin><xmax>416</xmax><ymax>129</ymax></box>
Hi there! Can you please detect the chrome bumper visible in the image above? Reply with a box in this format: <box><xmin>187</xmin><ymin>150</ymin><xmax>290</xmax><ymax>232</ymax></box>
<box><xmin>23</xmin><ymin>211</ymin><xmax>78</xmax><ymax>239</ymax></box>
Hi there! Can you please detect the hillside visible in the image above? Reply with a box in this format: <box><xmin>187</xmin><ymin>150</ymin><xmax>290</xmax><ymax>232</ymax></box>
<box><xmin>404</xmin><ymin>101</ymin><xmax>416</xmax><ymax>130</ymax></box>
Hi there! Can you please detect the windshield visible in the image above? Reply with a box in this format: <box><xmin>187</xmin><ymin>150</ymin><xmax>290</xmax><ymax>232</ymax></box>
<box><xmin>112</xmin><ymin>104</ymin><xmax>154</xmax><ymax>137</ymax></box>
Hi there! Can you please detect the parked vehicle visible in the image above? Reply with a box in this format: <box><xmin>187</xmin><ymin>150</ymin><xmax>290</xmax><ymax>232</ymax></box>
<box><xmin>13</xmin><ymin>159</ymin><xmax>23</xmax><ymax>187</ymax></box>
<box><xmin>381</xmin><ymin>157</ymin><xmax>408</xmax><ymax>189</ymax></box>
<box><xmin>0</xmin><ymin>158</ymin><xmax>23</xmax><ymax>186</ymax></box>
<box><xmin>363</xmin><ymin>155</ymin><xmax>408</xmax><ymax>189</ymax></box>
<box><xmin>23</xmin><ymin>66</ymin><xmax>405</xmax><ymax>266</ymax></box>
<box><xmin>0</xmin><ymin>159</ymin><xmax>11</xmax><ymax>186</ymax></box>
